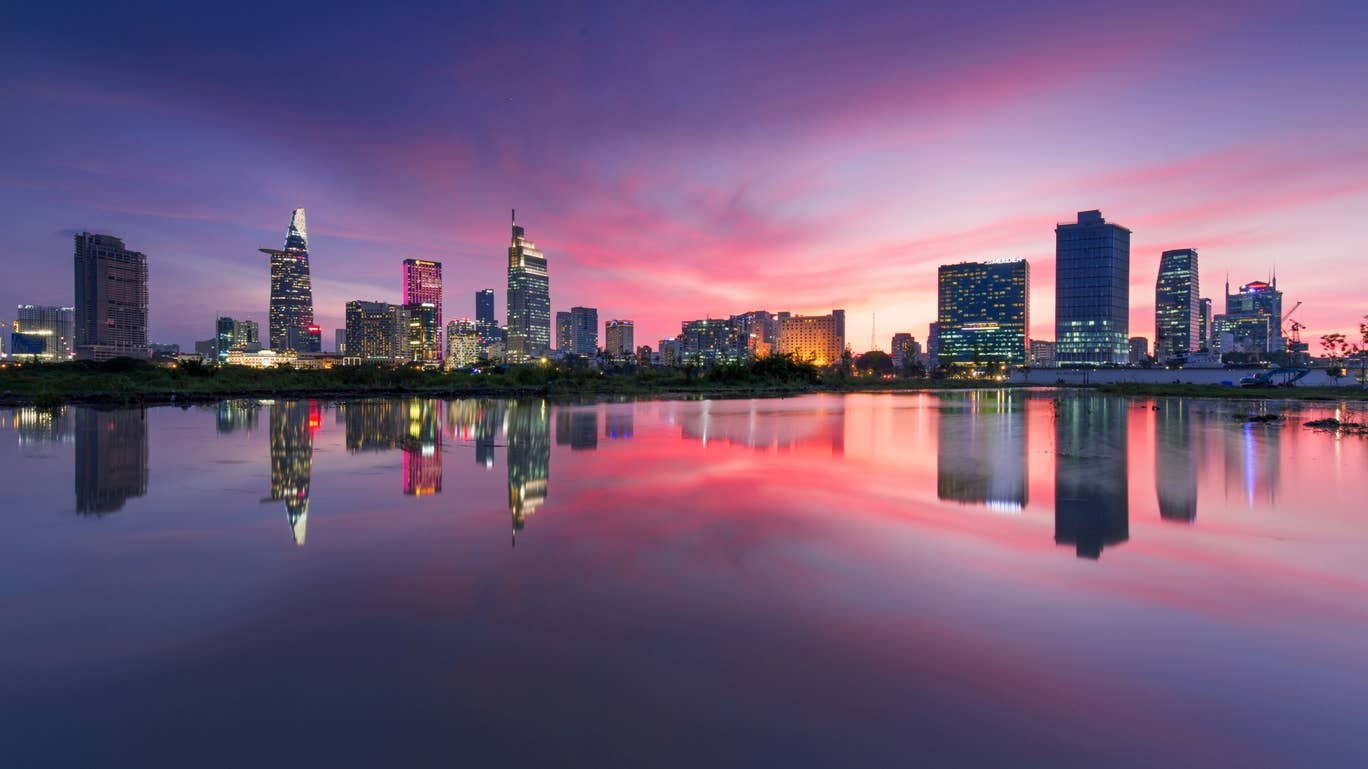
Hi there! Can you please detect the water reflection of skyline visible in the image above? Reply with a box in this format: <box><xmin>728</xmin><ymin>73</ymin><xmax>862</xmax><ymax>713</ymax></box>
<box><xmin>75</xmin><ymin>407</ymin><xmax>148</xmax><ymax>515</ymax></box>
<box><xmin>936</xmin><ymin>391</ymin><xmax>1028</xmax><ymax>512</ymax></box>
<box><xmin>1054</xmin><ymin>395</ymin><xmax>1129</xmax><ymax>560</ymax></box>
<box><xmin>20</xmin><ymin>393</ymin><xmax>1302</xmax><ymax>558</ymax></box>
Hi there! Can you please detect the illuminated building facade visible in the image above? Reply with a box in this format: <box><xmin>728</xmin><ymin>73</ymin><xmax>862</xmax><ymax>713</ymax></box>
<box><xmin>937</xmin><ymin>260</ymin><xmax>1029</xmax><ymax>367</ymax></box>
<box><xmin>1028</xmin><ymin>339</ymin><xmax>1056</xmax><ymax>368</ymax></box>
<box><xmin>1055</xmin><ymin>210</ymin><xmax>1130</xmax><ymax>366</ymax></box>
<box><xmin>605</xmin><ymin>319</ymin><xmax>634</xmax><ymax>358</ymax></box>
<box><xmin>1154</xmin><ymin>248</ymin><xmax>1200</xmax><ymax>361</ymax></box>
<box><xmin>14</xmin><ymin>305</ymin><xmax>74</xmax><ymax>361</ymax></box>
<box><xmin>774</xmin><ymin>310</ymin><xmax>846</xmax><ymax>365</ymax></box>
<box><xmin>345</xmin><ymin>300</ymin><xmax>405</xmax><ymax>364</ymax></box>
<box><xmin>506</xmin><ymin>211</ymin><xmax>550</xmax><ymax>362</ymax></box>
<box><xmin>215</xmin><ymin>317</ymin><xmax>261</xmax><ymax>363</ymax></box>
<box><xmin>404</xmin><ymin>302</ymin><xmax>440</xmax><ymax>366</ymax></box>
<box><xmin>680</xmin><ymin>319</ymin><xmax>749</xmax><ymax>365</ymax></box>
<box><xmin>1214</xmin><ymin>278</ymin><xmax>1283</xmax><ymax>356</ymax></box>
<box><xmin>1198</xmin><ymin>298</ymin><xmax>1213</xmax><ymax>352</ymax></box>
<box><xmin>403</xmin><ymin>259</ymin><xmax>442</xmax><ymax>358</ymax></box>
<box><xmin>74</xmin><ymin>233</ymin><xmax>149</xmax><ymax>360</ymax></box>
<box><xmin>445</xmin><ymin>319</ymin><xmax>482</xmax><ymax>369</ymax></box>
<box><xmin>260</xmin><ymin>209</ymin><xmax>315</xmax><ymax>352</ymax></box>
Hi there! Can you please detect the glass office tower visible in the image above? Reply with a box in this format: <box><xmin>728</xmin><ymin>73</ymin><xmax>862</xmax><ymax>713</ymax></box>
<box><xmin>1055</xmin><ymin>210</ymin><xmax>1130</xmax><ymax>366</ymax></box>
<box><xmin>936</xmin><ymin>259</ymin><xmax>1029</xmax><ymax>367</ymax></box>
<box><xmin>506</xmin><ymin>211</ymin><xmax>550</xmax><ymax>362</ymax></box>
<box><xmin>1154</xmin><ymin>248</ymin><xmax>1200</xmax><ymax>361</ymax></box>
<box><xmin>260</xmin><ymin>209</ymin><xmax>315</xmax><ymax>352</ymax></box>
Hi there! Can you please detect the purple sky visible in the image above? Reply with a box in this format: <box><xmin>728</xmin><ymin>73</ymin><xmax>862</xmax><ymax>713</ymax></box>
<box><xmin>3</xmin><ymin>0</ymin><xmax>1367</xmax><ymax>351</ymax></box>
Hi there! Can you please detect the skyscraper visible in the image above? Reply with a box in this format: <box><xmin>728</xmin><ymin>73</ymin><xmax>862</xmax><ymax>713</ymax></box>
<box><xmin>475</xmin><ymin>289</ymin><xmax>497</xmax><ymax>338</ymax></box>
<box><xmin>403</xmin><ymin>259</ymin><xmax>442</xmax><ymax>358</ymax></box>
<box><xmin>345</xmin><ymin>300</ymin><xmax>405</xmax><ymax>363</ymax></box>
<box><xmin>260</xmin><ymin>209</ymin><xmax>315</xmax><ymax>352</ymax></box>
<box><xmin>404</xmin><ymin>302</ymin><xmax>440</xmax><ymax>366</ymax></box>
<box><xmin>506</xmin><ymin>210</ymin><xmax>550</xmax><ymax>362</ymax></box>
<box><xmin>570</xmin><ymin>306</ymin><xmax>598</xmax><ymax>356</ymax></box>
<box><xmin>936</xmin><ymin>260</ymin><xmax>1029</xmax><ymax>367</ymax></box>
<box><xmin>1214</xmin><ymin>277</ymin><xmax>1283</xmax><ymax>356</ymax></box>
<box><xmin>605</xmin><ymin>319</ymin><xmax>635</xmax><ymax>358</ymax></box>
<box><xmin>1198</xmin><ymin>298</ymin><xmax>1213</xmax><ymax>352</ymax></box>
<box><xmin>74</xmin><ymin>233</ymin><xmax>149</xmax><ymax>360</ymax></box>
<box><xmin>1055</xmin><ymin>210</ymin><xmax>1130</xmax><ymax>366</ymax></box>
<box><xmin>1154</xmin><ymin>248</ymin><xmax>1200</xmax><ymax>361</ymax></box>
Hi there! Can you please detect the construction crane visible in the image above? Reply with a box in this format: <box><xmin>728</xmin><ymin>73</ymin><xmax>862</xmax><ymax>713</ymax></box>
<box><xmin>1281</xmin><ymin>301</ymin><xmax>1307</xmax><ymax>357</ymax></box>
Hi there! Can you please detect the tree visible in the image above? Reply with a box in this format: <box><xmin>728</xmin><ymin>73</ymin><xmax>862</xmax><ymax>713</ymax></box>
<box><xmin>855</xmin><ymin>350</ymin><xmax>894</xmax><ymax>375</ymax></box>
<box><xmin>1321</xmin><ymin>333</ymin><xmax>1355</xmax><ymax>382</ymax></box>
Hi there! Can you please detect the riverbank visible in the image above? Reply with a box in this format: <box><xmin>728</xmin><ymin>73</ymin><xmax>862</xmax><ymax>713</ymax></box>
<box><xmin>0</xmin><ymin>359</ymin><xmax>994</xmax><ymax>407</ymax></box>
<box><xmin>5</xmin><ymin>360</ymin><xmax>1366</xmax><ymax>407</ymax></box>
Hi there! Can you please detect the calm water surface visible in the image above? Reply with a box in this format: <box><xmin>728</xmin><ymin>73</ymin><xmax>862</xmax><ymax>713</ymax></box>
<box><xmin>3</xmin><ymin>392</ymin><xmax>1367</xmax><ymax>768</ymax></box>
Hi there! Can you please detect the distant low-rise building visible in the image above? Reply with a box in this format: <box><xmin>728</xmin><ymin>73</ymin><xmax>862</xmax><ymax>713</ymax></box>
<box><xmin>14</xmin><ymin>305</ymin><xmax>74</xmax><ymax>361</ymax></box>
<box><xmin>445</xmin><ymin>319</ymin><xmax>482</xmax><ymax>369</ymax></box>
<box><xmin>605</xmin><ymin>319</ymin><xmax>634</xmax><ymax>359</ymax></box>
<box><xmin>1028</xmin><ymin>340</ymin><xmax>1056</xmax><ymax>368</ymax></box>
<box><xmin>1128</xmin><ymin>336</ymin><xmax>1149</xmax><ymax>365</ymax></box>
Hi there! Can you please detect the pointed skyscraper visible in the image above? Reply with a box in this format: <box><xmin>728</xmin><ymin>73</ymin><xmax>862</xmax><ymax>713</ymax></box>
<box><xmin>260</xmin><ymin>208</ymin><xmax>317</xmax><ymax>351</ymax></box>
<box><xmin>505</xmin><ymin>210</ymin><xmax>550</xmax><ymax>362</ymax></box>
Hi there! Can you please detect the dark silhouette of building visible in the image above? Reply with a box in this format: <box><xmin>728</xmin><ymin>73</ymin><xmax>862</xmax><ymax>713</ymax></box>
<box><xmin>555</xmin><ymin>408</ymin><xmax>599</xmax><ymax>450</ymax></box>
<box><xmin>75</xmin><ymin>408</ymin><xmax>148</xmax><ymax>515</ymax></box>
<box><xmin>74</xmin><ymin>233</ymin><xmax>149</xmax><ymax>360</ymax></box>
<box><xmin>1054</xmin><ymin>395</ymin><xmax>1129</xmax><ymax>558</ymax></box>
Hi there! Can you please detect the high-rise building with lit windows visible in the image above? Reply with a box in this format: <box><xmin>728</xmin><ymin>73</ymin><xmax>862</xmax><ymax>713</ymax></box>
<box><xmin>937</xmin><ymin>260</ymin><xmax>1029</xmax><ymax>367</ymax></box>
<box><xmin>403</xmin><ymin>259</ymin><xmax>442</xmax><ymax>358</ymax></box>
<box><xmin>605</xmin><ymin>319</ymin><xmax>634</xmax><ymax>358</ymax></box>
<box><xmin>345</xmin><ymin>300</ymin><xmax>405</xmax><ymax>364</ymax></box>
<box><xmin>1154</xmin><ymin>248</ymin><xmax>1200</xmax><ymax>361</ymax></box>
<box><xmin>74</xmin><ymin>233</ymin><xmax>148</xmax><ymax>360</ymax></box>
<box><xmin>1055</xmin><ymin>210</ymin><xmax>1130</xmax><ymax>366</ymax></box>
<box><xmin>774</xmin><ymin>310</ymin><xmax>845</xmax><ymax>365</ymax></box>
<box><xmin>405</xmin><ymin>302</ymin><xmax>440</xmax><ymax>366</ymax></box>
<box><xmin>260</xmin><ymin>209</ymin><xmax>315</xmax><ymax>351</ymax></box>
<box><xmin>506</xmin><ymin>211</ymin><xmax>550</xmax><ymax>362</ymax></box>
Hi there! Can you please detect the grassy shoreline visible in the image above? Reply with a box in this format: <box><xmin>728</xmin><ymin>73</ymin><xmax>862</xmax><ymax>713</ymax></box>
<box><xmin>4</xmin><ymin>360</ymin><xmax>1367</xmax><ymax>407</ymax></box>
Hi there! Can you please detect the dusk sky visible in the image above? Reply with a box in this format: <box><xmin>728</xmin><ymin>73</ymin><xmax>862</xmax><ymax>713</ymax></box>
<box><xmin>4</xmin><ymin>0</ymin><xmax>1367</xmax><ymax>351</ymax></box>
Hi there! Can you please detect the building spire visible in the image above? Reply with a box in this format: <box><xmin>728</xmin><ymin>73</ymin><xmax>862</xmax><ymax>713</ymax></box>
<box><xmin>285</xmin><ymin>208</ymin><xmax>308</xmax><ymax>251</ymax></box>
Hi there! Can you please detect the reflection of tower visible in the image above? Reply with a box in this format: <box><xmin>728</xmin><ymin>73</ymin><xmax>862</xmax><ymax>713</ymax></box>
<box><xmin>14</xmin><ymin>406</ymin><xmax>73</xmax><ymax>448</ymax></box>
<box><xmin>216</xmin><ymin>401</ymin><xmax>260</xmax><ymax>434</ymax></box>
<box><xmin>1154</xmin><ymin>399</ymin><xmax>1198</xmax><ymax>522</ymax></box>
<box><xmin>266</xmin><ymin>401</ymin><xmax>317</xmax><ymax>545</ymax></box>
<box><xmin>1054</xmin><ymin>395</ymin><xmax>1129</xmax><ymax>559</ymax></box>
<box><xmin>402</xmin><ymin>399</ymin><xmax>442</xmax><ymax>495</ymax></box>
<box><xmin>1221</xmin><ymin>412</ymin><xmax>1282</xmax><ymax>509</ymax></box>
<box><xmin>605</xmin><ymin>406</ymin><xmax>634</xmax><ymax>440</ymax></box>
<box><xmin>507</xmin><ymin>399</ymin><xmax>550</xmax><ymax>543</ymax></box>
<box><xmin>555</xmin><ymin>408</ymin><xmax>599</xmax><ymax>451</ymax></box>
<box><xmin>936</xmin><ymin>391</ymin><xmax>1028</xmax><ymax>511</ymax></box>
<box><xmin>74</xmin><ymin>408</ymin><xmax>148</xmax><ymax>515</ymax></box>
<box><xmin>342</xmin><ymin>400</ymin><xmax>407</xmax><ymax>452</ymax></box>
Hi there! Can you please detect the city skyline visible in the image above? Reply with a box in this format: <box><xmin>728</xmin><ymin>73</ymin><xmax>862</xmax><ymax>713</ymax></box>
<box><xmin>5</xmin><ymin>2</ymin><xmax>1368</xmax><ymax>352</ymax></box>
